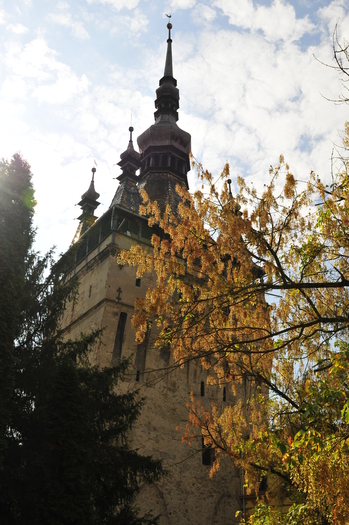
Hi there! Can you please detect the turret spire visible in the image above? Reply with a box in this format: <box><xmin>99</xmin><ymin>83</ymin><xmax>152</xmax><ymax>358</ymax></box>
<box><xmin>116</xmin><ymin>126</ymin><xmax>141</xmax><ymax>181</ymax></box>
<box><xmin>72</xmin><ymin>167</ymin><xmax>101</xmax><ymax>244</ymax></box>
<box><xmin>109</xmin><ymin>127</ymin><xmax>141</xmax><ymax>210</ymax></box>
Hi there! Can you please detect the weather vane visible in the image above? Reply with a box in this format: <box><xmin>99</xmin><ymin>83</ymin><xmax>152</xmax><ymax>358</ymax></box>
<box><xmin>165</xmin><ymin>13</ymin><xmax>172</xmax><ymax>38</ymax></box>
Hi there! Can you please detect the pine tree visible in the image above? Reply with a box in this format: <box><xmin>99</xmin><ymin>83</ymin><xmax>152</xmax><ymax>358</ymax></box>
<box><xmin>0</xmin><ymin>154</ymin><xmax>163</xmax><ymax>524</ymax></box>
<box><xmin>0</xmin><ymin>154</ymin><xmax>35</xmax><ymax>468</ymax></box>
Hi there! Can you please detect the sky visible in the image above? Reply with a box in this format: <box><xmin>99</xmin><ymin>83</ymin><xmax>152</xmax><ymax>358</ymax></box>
<box><xmin>0</xmin><ymin>0</ymin><xmax>348</xmax><ymax>256</ymax></box>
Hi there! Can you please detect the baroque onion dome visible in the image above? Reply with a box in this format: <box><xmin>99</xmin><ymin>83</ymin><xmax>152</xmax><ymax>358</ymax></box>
<box><xmin>72</xmin><ymin>167</ymin><xmax>100</xmax><ymax>244</ymax></box>
<box><xmin>137</xmin><ymin>22</ymin><xmax>191</xmax><ymax>212</ymax></box>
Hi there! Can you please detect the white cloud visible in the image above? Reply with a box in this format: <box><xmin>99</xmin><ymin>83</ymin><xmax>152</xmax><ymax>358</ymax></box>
<box><xmin>192</xmin><ymin>3</ymin><xmax>216</xmax><ymax>23</ymax></box>
<box><xmin>7</xmin><ymin>23</ymin><xmax>29</xmax><ymax>34</ymax></box>
<box><xmin>86</xmin><ymin>0</ymin><xmax>139</xmax><ymax>10</ymax></box>
<box><xmin>177</xmin><ymin>24</ymin><xmax>343</xmax><ymax>187</ymax></box>
<box><xmin>35</xmin><ymin>73</ymin><xmax>90</xmax><ymax>104</ymax></box>
<box><xmin>1</xmin><ymin>76</ymin><xmax>27</xmax><ymax>99</ymax></box>
<box><xmin>169</xmin><ymin>0</ymin><xmax>196</xmax><ymax>10</ymax></box>
<box><xmin>213</xmin><ymin>0</ymin><xmax>315</xmax><ymax>42</ymax></box>
<box><xmin>254</xmin><ymin>0</ymin><xmax>315</xmax><ymax>42</ymax></box>
<box><xmin>4</xmin><ymin>37</ymin><xmax>91</xmax><ymax>103</ymax></box>
<box><xmin>109</xmin><ymin>8</ymin><xmax>149</xmax><ymax>34</ymax></box>
<box><xmin>318</xmin><ymin>0</ymin><xmax>349</xmax><ymax>41</ymax></box>
<box><xmin>0</xmin><ymin>8</ymin><xmax>6</xmax><ymax>24</ymax></box>
<box><xmin>47</xmin><ymin>12</ymin><xmax>90</xmax><ymax>40</ymax></box>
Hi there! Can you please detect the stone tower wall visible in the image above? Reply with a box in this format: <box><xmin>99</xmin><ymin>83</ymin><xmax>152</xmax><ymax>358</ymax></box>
<box><xmin>61</xmin><ymin>230</ymin><xmax>242</xmax><ymax>525</ymax></box>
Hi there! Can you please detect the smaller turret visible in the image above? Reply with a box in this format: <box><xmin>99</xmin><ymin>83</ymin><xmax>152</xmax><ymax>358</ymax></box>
<box><xmin>72</xmin><ymin>167</ymin><xmax>100</xmax><ymax>244</ymax></box>
<box><xmin>110</xmin><ymin>127</ymin><xmax>141</xmax><ymax>213</ymax></box>
<box><xmin>117</xmin><ymin>126</ymin><xmax>141</xmax><ymax>182</ymax></box>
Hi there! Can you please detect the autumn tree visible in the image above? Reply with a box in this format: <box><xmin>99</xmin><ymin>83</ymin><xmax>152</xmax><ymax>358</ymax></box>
<box><xmin>119</xmin><ymin>116</ymin><xmax>349</xmax><ymax>524</ymax></box>
<box><xmin>0</xmin><ymin>154</ymin><xmax>163</xmax><ymax>525</ymax></box>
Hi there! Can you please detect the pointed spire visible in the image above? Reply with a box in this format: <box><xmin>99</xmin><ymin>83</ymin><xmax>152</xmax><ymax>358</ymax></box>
<box><xmin>73</xmin><ymin>167</ymin><xmax>101</xmax><ymax>242</ymax></box>
<box><xmin>137</xmin><ymin>19</ymin><xmax>191</xmax><ymax>191</ymax></box>
<box><xmin>154</xmin><ymin>20</ymin><xmax>179</xmax><ymax>123</ymax></box>
<box><xmin>164</xmin><ymin>22</ymin><xmax>173</xmax><ymax>78</ymax></box>
<box><xmin>110</xmin><ymin>127</ymin><xmax>141</xmax><ymax>210</ymax></box>
<box><xmin>80</xmin><ymin>167</ymin><xmax>100</xmax><ymax>203</ymax></box>
<box><xmin>127</xmin><ymin>126</ymin><xmax>136</xmax><ymax>152</ymax></box>
<box><xmin>117</xmin><ymin>126</ymin><xmax>141</xmax><ymax>182</ymax></box>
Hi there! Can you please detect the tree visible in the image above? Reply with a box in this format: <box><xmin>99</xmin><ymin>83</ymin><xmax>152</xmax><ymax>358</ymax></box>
<box><xmin>0</xmin><ymin>154</ymin><xmax>35</xmax><ymax>468</ymax></box>
<box><xmin>0</xmin><ymin>154</ymin><xmax>163</xmax><ymax>525</ymax></box>
<box><xmin>119</xmin><ymin>121</ymin><xmax>349</xmax><ymax>524</ymax></box>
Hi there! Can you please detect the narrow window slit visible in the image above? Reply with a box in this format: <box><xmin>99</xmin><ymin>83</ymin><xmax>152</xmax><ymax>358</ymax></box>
<box><xmin>202</xmin><ymin>436</ymin><xmax>213</xmax><ymax>466</ymax></box>
<box><xmin>112</xmin><ymin>312</ymin><xmax>127</xmax><ymax>363</ymax></box>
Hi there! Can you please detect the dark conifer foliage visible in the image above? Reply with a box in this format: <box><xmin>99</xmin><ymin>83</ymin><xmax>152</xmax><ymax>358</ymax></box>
<box><xmin>0</xmin><ymin>154</ymin><xmax>163</xmax><ymax>525</ymax></box>
<box><xmin>0</xmin><ymin>154</ymin><xmax>35</xmax><ymax>468</ymax></box>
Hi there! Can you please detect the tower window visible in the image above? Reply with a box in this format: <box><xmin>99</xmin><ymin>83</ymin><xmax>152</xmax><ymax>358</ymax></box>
<box><xmin>134</xmin><ymin>322</ymin><xmax>151</xmax><ymax>383</ymax></box>
<box><xmin>259</xmin><ymin>476</ymin><xmax>268</xmax><ymax>492</ymax></box>
<box><xmin>135</xmin><ymin>278</ymin><xmax>141</xmax><ymax>287</ymax></box>
<box><xmin>202</xmin><ymin>436</ymin><xmax>213</xmax><ymax>466</ymax></box>
<box><xmin>200</xmin><ymin>381</ymin><xmax>205</xmax><ymax>397</ymax></box>
<box><xmin>112</xmin><ymin>312</ymin><xmax>127</xmax><ymax>363</ymax></box>
<box><xmin>223</xmin><ymin>387</ymin><xmax>226</xmax><ymax>402</ymax></box>
<box><xmin>89</xmin><ymin>285</ymin><xmax>92</xmax><ymax>298</ymax></box>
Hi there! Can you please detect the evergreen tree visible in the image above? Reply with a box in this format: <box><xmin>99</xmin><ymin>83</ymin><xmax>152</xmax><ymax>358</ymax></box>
<box><xmin>0</xmin><ymin>154</ymin><xmax>35</xmax><ymax>468</ymax></box>
<box><xmin>0</xmin><ymin>154</ymin><xmax>163</xmax><ymax>524</ymax></box>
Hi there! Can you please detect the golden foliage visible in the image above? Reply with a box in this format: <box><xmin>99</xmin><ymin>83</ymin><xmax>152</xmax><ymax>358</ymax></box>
<box><xmin>119</xmin><ymin>124</ymin><xmax>349</xmax><ymax>524</ymax></box>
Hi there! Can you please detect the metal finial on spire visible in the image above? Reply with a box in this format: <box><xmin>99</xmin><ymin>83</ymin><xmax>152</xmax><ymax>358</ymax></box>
<box><xmin>91</xmin><ymin>166</ymin><xmax>96</xmax><ymax>182</ymax></box>
<box><xmin>129</xmin><ymin>126</ymin><xmax>134</xmax><ymax>142</ymax></box>
<box><xmin>227</xmin><ymin>179</ymin><xmax>233</xmax><ymax>200</ymax></box>
<box><xmin>165</xmin><ymin>14</ymin><xmax>172</xmax><ymax>40</ymax></box>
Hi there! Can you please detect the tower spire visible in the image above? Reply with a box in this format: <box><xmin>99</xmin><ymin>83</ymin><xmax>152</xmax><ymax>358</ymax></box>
<box><xmin>135</xmin><ymin>18</ymin><xmax>191</xmax><ymax>211</ymax></box>
<box><xmin>164</xmin><ymin>21</ymin><xmax>173</xmax><ymax>78</ymax></box>
<box><xmin>154</xmin><ymin>20</ymin><xmax>179</xmax><ymax>123</ymax></box>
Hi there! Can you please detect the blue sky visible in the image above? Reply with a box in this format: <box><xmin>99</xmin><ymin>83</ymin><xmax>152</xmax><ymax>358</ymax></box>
<box><xmin>0</xmin><ymin>0</ymin><xmax>348</xmax><ymax>255</ymax></box>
